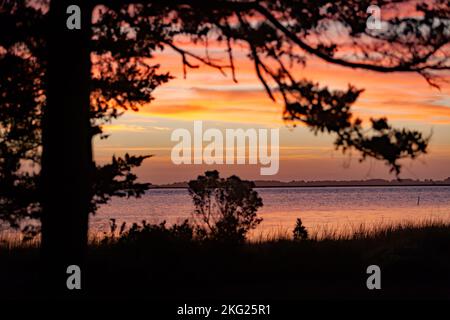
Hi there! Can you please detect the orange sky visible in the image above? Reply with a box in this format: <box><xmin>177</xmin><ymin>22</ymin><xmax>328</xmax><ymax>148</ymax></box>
<box><xmin>93</xmin><ymin>44</ymin><xmax>450</xmax><ymax>184</ymax></box>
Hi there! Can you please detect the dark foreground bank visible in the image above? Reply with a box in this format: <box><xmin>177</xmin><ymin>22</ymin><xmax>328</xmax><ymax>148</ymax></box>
<box><xmin>1</xmin><ymin>221</ymin><xmax>450</xmax><ymax>301</ymax></box>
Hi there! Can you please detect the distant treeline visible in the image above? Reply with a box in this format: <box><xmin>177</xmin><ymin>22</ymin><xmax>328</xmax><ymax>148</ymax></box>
<box><xmin>154</xmin><ymin>177</ymin><xmax>450</xmax><ymax>189</ymax></box>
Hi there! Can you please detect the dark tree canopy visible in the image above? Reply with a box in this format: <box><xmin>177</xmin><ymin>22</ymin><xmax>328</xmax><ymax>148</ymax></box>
<box><xmin>0</xmin><ymin>0</ymin><xmax>449</xmax><ymax>232</ymax></box>
<box><xmin>77</xmin><ymin>0</ymin><xmax>450</xmax><ymax>175</ymax></box>
<box><xmin>0</xmin><ymin>1</ymin><xmax>167</xmax><ymax>233</ymax></box>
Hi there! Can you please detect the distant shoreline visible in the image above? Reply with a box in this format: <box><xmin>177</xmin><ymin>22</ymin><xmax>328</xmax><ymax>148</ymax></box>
<box><xmin>151</xmin><ymin>183</ymin><xmax>450</xmax><ymax>189</ymax></box>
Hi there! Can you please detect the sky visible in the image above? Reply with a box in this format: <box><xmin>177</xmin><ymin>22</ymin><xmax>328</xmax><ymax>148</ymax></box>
<box><xmin>93</xmin><ymin>44</ymin><xmax>450</xmax><ymax>184</ymax></box>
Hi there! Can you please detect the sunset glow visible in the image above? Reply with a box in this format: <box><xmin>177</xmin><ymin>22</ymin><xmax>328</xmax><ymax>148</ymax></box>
<box><xmin>94</xmin><ymin>39</ymin><xmax>450</xmax><ymax>184</ymax></box>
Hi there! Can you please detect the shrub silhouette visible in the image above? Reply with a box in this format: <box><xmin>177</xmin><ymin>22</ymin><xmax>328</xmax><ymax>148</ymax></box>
<box><xmin>103</xmin><ymin>219</ymin><xmax>194</xmax><ymax>246</ymax></box>
<box><xmin>188</xmin><ymin>170</ymin><xmax>263</xmax><ymax>244</ymax></box>
<box><xmin>293</xmin><ymin>218</ymin><xmax>308</xmax><ymax>241</ymax></box>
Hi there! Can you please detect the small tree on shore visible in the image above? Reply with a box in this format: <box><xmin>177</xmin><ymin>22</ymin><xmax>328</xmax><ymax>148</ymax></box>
<box><xmin>293</xmin><ymin>218</ymin><xmax>308</xmax><ymax>241</ymax></box>
<box><xmin>188</xmin><ymin>170</ymin><xmax>263</xmax><ymax>244</ymax></box>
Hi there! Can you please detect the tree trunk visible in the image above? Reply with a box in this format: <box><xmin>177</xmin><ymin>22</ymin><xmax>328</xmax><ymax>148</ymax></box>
<box><xmin>40</xmin><ymin>0</ymin><xmax>93</xmax><ymax>294</ymax></box>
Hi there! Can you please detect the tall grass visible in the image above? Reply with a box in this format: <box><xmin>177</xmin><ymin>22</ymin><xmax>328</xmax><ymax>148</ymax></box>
<box><xmin>0</xmin><ymin>232</ymin><xmax>40</xmax><ymax>250</ymax></box>
<box><xmin>2</xmin><ymin>217</ymin><xmax>450</xmax><ymax>249</ymax></box>
<box><xmin>308</xmin><ymin>217</ymin><xmax>450</xmax><ymax>241</ymax></box>
<box><xmin>249</xmin><ymin>217</ymin><xmax>450</xmax><ymax>243</ymax></box>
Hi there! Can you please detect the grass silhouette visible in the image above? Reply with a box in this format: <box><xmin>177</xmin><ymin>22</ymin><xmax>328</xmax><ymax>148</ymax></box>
<box><xmin>1</xmin><ymin>219</ymin><xmax>449</xmax><ymax>300</ymax></box>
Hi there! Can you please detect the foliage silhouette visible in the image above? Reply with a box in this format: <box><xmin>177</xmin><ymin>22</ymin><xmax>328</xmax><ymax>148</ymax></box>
<box><xmin>293</xmin><ymin>218</ymin><xmax>308</xmax><ymax>241</ymax></box>
<box><xmin>2</xmin><ymin>220</ymin><xmax>450</xmax><ymax>300</ymax></box>
<box><xmin>0</xmin><ymin>0</ymin><xmax>449</xmax><ymax>271</ymax></box>
<box><xmin>188</xmin><ymin>170</ymin><xmax>263</xmax><ymax>244</ymax></box>
<box><xmin>104</xmin><ymin>170</ymin><xmax>264</xmax><ymax>245</ymax></box>
<box><xmin>103</xmin><ymin>219</ymin><xmax>194</xmax><ymax>246</ymax></box>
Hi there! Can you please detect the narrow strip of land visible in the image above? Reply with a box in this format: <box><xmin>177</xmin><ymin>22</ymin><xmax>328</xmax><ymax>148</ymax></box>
<box><xmin>153</xmin><ymin>179</ymin><xmax>450</xmax><ymax>189</ymax></box>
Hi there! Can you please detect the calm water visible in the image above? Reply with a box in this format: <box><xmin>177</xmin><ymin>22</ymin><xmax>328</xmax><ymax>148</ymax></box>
<box><xmin>92</xmin><ymin>186</ymin><xmax>450</xmax><ymax>237</ymax></box>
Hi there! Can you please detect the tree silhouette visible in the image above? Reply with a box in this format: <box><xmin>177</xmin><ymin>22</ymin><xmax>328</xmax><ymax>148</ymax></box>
<box><xmin>188</xmin><ymin>170</ymin><xmax>263</xmax><ymax>243</ymax></box>
<box><xmin>293</xmin><ymin>218</ymin><xmax>308</xmax><ymax>241</ymax></box>
<box><xmin>0</xmin><ymin>0</ymin><xmax>449</xmax><ymax>292</ymax></box>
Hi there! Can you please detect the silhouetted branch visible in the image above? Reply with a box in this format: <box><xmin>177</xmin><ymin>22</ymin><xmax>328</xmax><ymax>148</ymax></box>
<box><xmin>162</xmin><ymin>40</ymin><xmax>230</xmax><ymax>78</ymax></box>
<box><xmin>253</xmin><ymin>3</ymin><xmax>449</xmax><ymax>80</ymax></box>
